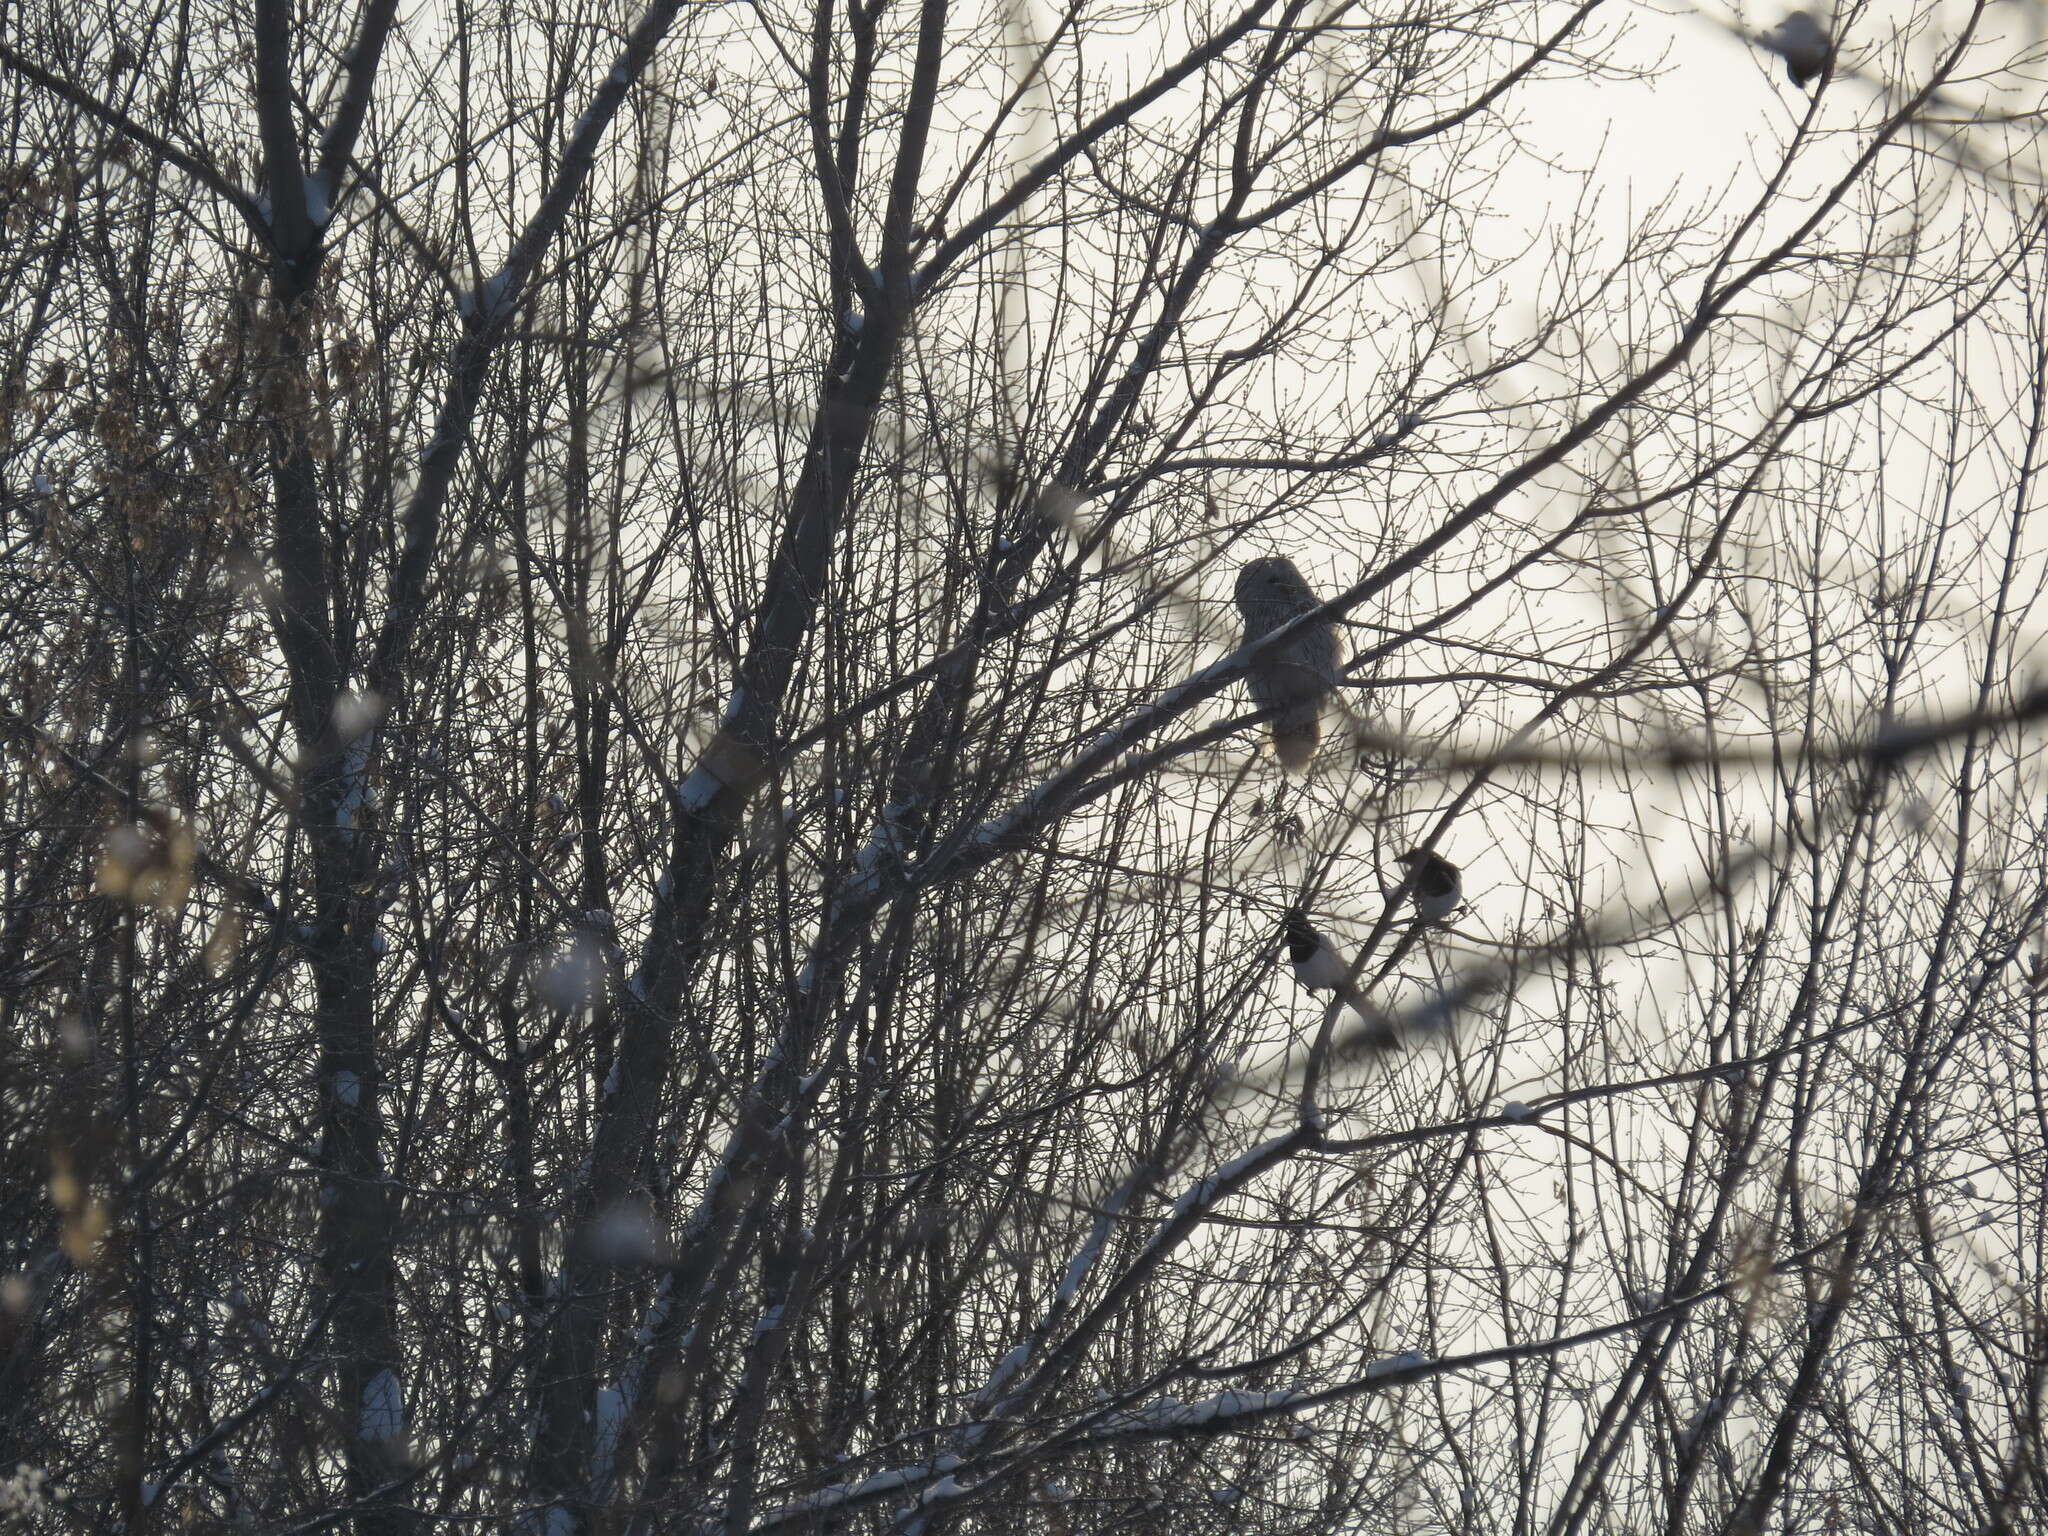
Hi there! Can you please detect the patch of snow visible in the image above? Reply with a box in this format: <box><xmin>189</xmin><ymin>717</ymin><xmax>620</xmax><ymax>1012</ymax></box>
<box><xmin>1500</xmin><ymin>1101</ymin><xmax>1533</xmax><ymax>1122</ymax></box>
<box><xmin>334</xmin><ymin>730</ymin><xmax>375</xmax><ymax>844</ymax></box>
<box><xmin>476</xmin><ymin>268</ymin><xmax>514</xmax><ymax>318</ymax></box>
<box><xmin>855</xmin><ymin>824</ymin><xmax>903</xmax><ymax>877</ymax></box>
<box><xmin>632</xmin><ymin>1273</ymin><xmax>675</xmax><ymax>1349</ymax></box>
<box><xmin>582</xmin><ymin>1199</ymin><xmax>665</xmax><ymax>1265</ymax></box>
<box><xmin>677</xmin><ymin>765</ymin><xmax>724</xmax><ymax>810</ymax></box>
<box><xmin>360</xmin><ymin>1368</ymin><xmax>405</xmax><ymax>1441</ymax></box>
<box><xmin>588</xmin><ymin>1386</ymin><xmax>625</xmax><ymax>1490</ymax></box>
<box><xmin>332</xmin><ymin>689</ymin><xmax>383</xmax><ymax>743</ymax></box>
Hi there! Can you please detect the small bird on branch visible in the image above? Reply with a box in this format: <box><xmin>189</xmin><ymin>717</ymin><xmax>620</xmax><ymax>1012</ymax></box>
<box><xmin>1395</xmin><ymin>849</ymin><xmax>1461</xmax><ymax>925</ymax></box>
<box><xmin>1282</xmin><ymin>907</ymin><xmax>1379</xmax><ymax>1029</ymax></box>
<box><xmin>1759</xmin><ymin>11</ymin><xmax>1833</xmax><ymax>90</ymax></box>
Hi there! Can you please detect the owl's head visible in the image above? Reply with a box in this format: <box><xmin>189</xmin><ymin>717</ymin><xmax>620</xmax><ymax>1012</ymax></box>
<box><xmin>1234</xmin><ymin>556</ymin><xmax>1313</xmax><ymax>613</ymax></box>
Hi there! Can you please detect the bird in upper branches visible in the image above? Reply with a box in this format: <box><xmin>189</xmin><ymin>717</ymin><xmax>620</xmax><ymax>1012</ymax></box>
<box><xmin>1282</xmin><ymin>906</ymin><xmax>1379</xmax><ymax>1029</ymax></box>
<box><xmin>1395</xmin><ymin>848</ymin><xmax>1461</xmax><ymax>925</ymax></box>
<box><xmin>1759</xmin><ymin>11</ymin><xmax>1833</xmax><ymax>90</ymax></box>
<box><xmin>1234</xmin><ymin>557</ymin><xmax>1341</xmax><ymax>773</ymax></box>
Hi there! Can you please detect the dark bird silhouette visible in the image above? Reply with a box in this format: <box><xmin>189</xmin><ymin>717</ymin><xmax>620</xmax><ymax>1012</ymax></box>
<box><xmin>1760</xmin><ymin>11</ymin><xmax>1832</xmax><ymax>89</ymax></box>
<box><xmin>1395</xmin><ymin>849</ymin><xmax>1461</xmax><ymax>924</ymax></box>
<box><xmin>1234</xmin><ymin>558</ymin><xmax>1342</xmax><ymax>772</ymax></box>
<box><xmin>1282</xmin><ymin>907</ymin><xmax>1379</xmax><ymax>1028</ymax></box>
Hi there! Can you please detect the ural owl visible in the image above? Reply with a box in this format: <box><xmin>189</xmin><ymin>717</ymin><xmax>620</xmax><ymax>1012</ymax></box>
<box><xmin>1234</xmin><ymin>557</ymin><xmax>1341</xmax><ymax>772</ymax></box>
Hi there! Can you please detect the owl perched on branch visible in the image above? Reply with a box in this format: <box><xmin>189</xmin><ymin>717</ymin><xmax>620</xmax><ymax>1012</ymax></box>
<box><xmin>1234</xmin><ymin>557</ymin><xmax>1342</xmax><ymax>772</ymax></box>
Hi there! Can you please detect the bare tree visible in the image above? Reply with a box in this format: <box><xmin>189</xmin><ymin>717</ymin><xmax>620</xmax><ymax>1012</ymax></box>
<box><xmin>3</xmin><ymin>0</ymin><xmax>2048</xmax><ymax>1532</ymax></box>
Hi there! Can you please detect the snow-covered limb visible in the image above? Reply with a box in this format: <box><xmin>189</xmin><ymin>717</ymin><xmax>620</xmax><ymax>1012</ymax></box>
<box><xmin>448</xmin><ymin>7</ymin><xmax>660</xmax><ymax>336</ymax></box>
<box><xmin>959</xmin><ymin>1172</ymin><xmax>1144</xmax><ymax>1441</ymax></box>
<box><xmin>746</xmin><ymin>1456</ymin><xmax>962</xmax><ymax>1533</ymax></box>
<box><xmin>957</xmin><ymin>1124</ymin><xmax>1318</xmax><ymax>1470</ymax></box>
<box><xmin>1093</xmin><ymin>1387</ymin><xmax>1309</xmax><ymax>1435</ymax></box>
<box><xmin>1364</xmin><ymin>1350</ymin><xmax>1430</xmax><ymax>1381</ymax></box>
<box><xmin>558</xmin><ymin>1015</ymin><xmax>843</xmax><ymax>1514</ymax></box>
<box><xmin>313</xmin><ymin>0</ymin><xmax>401</xmax><ymax>201</ymax></box>
<box><xmin>945</xmin><ymin>649</ymin><xmax>1243</xmax><ymax>861</ymax></box>
<box><xmin>755</xmin><ymin>1386</ymin><xmax>1317</xmax><ymax>1533</ymax></box>
<box><xmin>698</xmin><ymin>1245</ymin><xmax>1798</xmax><ymax>1536</ymax></box>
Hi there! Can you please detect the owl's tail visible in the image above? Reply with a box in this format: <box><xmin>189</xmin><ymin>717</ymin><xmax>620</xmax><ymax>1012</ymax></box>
<box><xmin>1271</xmin><ymin>704</ymin><xmax>1322</xmax><ymax>772</ymax></box>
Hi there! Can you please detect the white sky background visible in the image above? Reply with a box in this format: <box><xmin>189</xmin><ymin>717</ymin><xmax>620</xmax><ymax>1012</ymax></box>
<box><xmin>919</xmin><ymin>0</ymin><xmax>2048</xmax><ymax>1489</ymax></box>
